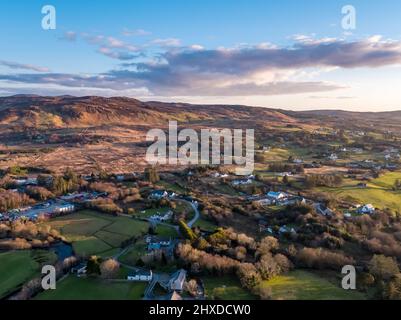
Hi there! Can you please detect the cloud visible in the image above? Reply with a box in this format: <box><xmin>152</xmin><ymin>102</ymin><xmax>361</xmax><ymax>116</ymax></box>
<box><xmin>97</xmin><ymin>48</ymin><xmax>140</xmax><ymax>60</ymax></box>
<box><xmin>2</xmin><ymin>36</ymin><xmax>401</xmax><ymax>97</ymax></box>
<box><xmin>0</xmin><ymin>60</ymin><xmax>50</xmax><ymax>72</ymax></box>
<box><xmin>59</xmin><ymin>31</ymin><xmax>77</xmax><ymax>42</ymax></box>
<box><xmin>151</xmin><ymin>38</ymin><xmax>182</xmax><ymax>47</ymax></box>
<box><xmin>62</xmin><ymin>32</ymin><xmax>140</xmax><ymax>60</ymax></box>
<box><xmin>122</xmin><ymin>28</ymin><xmax>152</xmax><ymax>37</ymax></box>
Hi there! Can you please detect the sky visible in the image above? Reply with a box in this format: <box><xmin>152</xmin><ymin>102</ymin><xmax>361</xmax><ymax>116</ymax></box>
<box><xmin>0</xmin><ymin>0</ymin><xmax>401</xmax><ymax>111</ymax></box>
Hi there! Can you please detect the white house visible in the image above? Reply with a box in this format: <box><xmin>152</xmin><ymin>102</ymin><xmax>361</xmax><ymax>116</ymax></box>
<box><xmin>358</xmin><ymin>204</ymin><xmax>375</xmax><ymax>214</ymax></box>
<box><xmin>267</xmin><ymin>191</ymin><xmax>287</xmax><ymax>201</ymax></box>
<box><xmin>127</xmin><ymin>270</ymin><xmax>153</xmax><ymax>282</ymax></box>
<box><xmin>149</xmin><ymin>190</ymin><xmax>168</xmax><ymax>200</ymax></box>
<box><xmin>54</xmin><ymin>204</ymin><xmax>75</xmax><ymax>214</ymax></box>
<box><xmin>328</xmin><ymin>153</ymin><xmax>338</xmax><ymax>161</ymax></box>
<box><xmin>232</xmin><ymin>179</ymin><xmax>253</xmax><ymax>186</ymax></box>
<box><xmin>150</xmin><ymin>210</ymin><xmax>173</xmax><ymax>222</ymax></box>
<box><xmin>167</xmin><ymin>269</ymin><xmax>187</xmax><ymax>292</ymax></box>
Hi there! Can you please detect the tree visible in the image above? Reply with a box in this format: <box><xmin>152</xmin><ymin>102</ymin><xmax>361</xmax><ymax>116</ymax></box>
<box><xmin>184</xmin><ymin>279</ymin><xmax>198</xmax><ymax>297</ymax></box>
<box><xmin>100</xmin><ymin>259</ymin><xmax>120</xmax><ymax>279</ymax></box>
<box><xmin>368</xmin><ymin>255</ymin><xmax>400</xmax><ymax>281</ymax></box>
<box><xmin>87</xmin><ymin>256</ymin><xmax>102</xmax><ymax>275</ymax></box>
<box><xmin>144</xmin><ymin>166</ymin><xmax>160</xmax><ymax>184</ymax></box>
<box><xmin>237</xmin><ymin>263</ymin><xmax>262</xmax><ymax>290</ymax></box>
<box><xmin>178</xmin><ymin>220</ymin><xmax>198</xmax><ymax>242</ymax></box>
<box><xmin>385</xmin><ymin>274</ymin><xmax>401</xmax><ymax>300</ymax></box>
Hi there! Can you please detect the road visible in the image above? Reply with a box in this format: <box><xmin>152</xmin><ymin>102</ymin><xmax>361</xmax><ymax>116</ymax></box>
<box><xmin>176</xmin><ymin>199</ymin><xmax>200</xmax><ymax>228</ymax></box>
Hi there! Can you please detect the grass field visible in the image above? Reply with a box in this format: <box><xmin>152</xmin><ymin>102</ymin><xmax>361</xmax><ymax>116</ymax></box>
<box><xmin>193</xmin><ymin>218</ymin><xmax>218</xmax><ymax>232</ymax></box>
<box><xmin>203</xmin><ymin>276</ymin><xmax>256</xmax><ymax>300</ymax></box>
<box><xmin>35</xmin><ymin>275</ymin><xmax>146</xmax><ymax>300</ymax></box>
<box><xmin>43</xmin><ymin>210</ymin><xmax>149</xmax><ymax>257</ymax></box>
<box><xmin>316</xmin><ymin>171</ymin><xmax>401</xmax><ymax>212</ymax></box>
<box><xmin>260</xmin><ymin>270</ymin><xmax>366</xmax><ymax>300</ymax></box>
<box><xmin>155</xmin><ymin>224</ymin><xmax>178</xmax><ymax>238</ymax></box>
<box><xmin>0</xmin><ymin>251</ymin><xmax>40</xmax><ymax>298</ymax></box>
<box><xmin>119</xmin><ymin>240</ymin><xmax>147</xmax><ymax>266</ymax></box>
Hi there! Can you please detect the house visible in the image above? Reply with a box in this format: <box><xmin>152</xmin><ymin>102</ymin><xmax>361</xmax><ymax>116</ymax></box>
<box><xmin>278</xmin><ymin>225</ymin><xmax>296</xmax><ymax>234</ymax></box>
<box><xmin>267</xmin><ymin>191</ymin><xmax>287</xmax><ymax>201</ymax></box>
<box><xmin>232</xmin><ymin>179</ymin><xmax>253</xmax><ymax>186</ymax></box>
<box><xmin>167</xmin><ymin>269</ymin><xmax>187</xmax><ymax>292</ymax></box>
<box><xmin>14</xmin><ymin>178</ymin><xmax>38</xmax><ymax>186</ymax></box>
<box><xmin>71</xmin><ymin>263</ymin><xmax>87</xmax><ymax>276</ymax></box>
<box><xmin>256</xmin><ymin>198</ymin><xmax>273</xmax><ymax>206</ymax></box>
<box><xmin>147</xmin><ymin>236</ymin><xmax>172</xmax><ymax>251</ymax></box>
<box><xmin>328</xmin><ymin>153</ymin><xmax>338</xmax><ymax>161</ymax></box>
<box><xmin>127</xmin><ymin>270</ymin><xmax>153</xmax><ymax>282</ymax></box>
<box><xmin>149</xmin><ymin>190</ymin><xmax>168</xmax><ymax>200</ymax></box>
<box><xmin>149</xmin><ymin>210</ymin><xmax>173</xmax><ymax>222</ymax></box>
<box><xmin>54</xmin><ymin>204</ymin><xmax>75</xmax><ymax>214</ymax></box>
<box><xmin>316</xmin><ymin>203</ymin><xmax>334</xmax><ymax>217</ymax></box>
<box><xmin>358</xmin><ymin>204</ymin><xmax>375</xmax><ymax>214</ymax></box>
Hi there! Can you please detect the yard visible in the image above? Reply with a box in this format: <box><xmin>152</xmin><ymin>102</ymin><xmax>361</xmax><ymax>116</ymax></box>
<box><xmin>260</xmin><ymin>270</ymin><xmax>366</xmax><ymax>300</ymax></box>
<box><xmin>35</xmin><ymin>275</ymin><xmax>146</xmax><ymax>300</ymax></box>
<box><xmin>42</xmin><ymin>210</ymin><xmax>149</xmax><ymax>257</ymax></box>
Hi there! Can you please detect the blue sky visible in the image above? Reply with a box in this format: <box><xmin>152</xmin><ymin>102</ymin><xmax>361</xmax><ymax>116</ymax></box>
<box><xmin>1</xmin><ymin>0</ymin><xmax>401</xmax><ymax>111</ymax></box>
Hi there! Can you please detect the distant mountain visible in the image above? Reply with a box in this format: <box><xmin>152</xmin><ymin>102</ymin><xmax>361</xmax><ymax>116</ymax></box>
<box><xmin>0</xmin><ymin>95</ymin><xmax>400</xmax><ymax>130</ymax></box>
<box><xmin>0</xmin><ymin>95</ymin><xmax>296</xmax><ymax>128</ymax></box>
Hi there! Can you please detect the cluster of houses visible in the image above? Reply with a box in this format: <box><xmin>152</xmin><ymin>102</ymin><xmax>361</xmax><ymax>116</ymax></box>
<box><xmin>145</xmin><ymin>235</ymin><xmax>173</xmax><ymax>251</ymax></box>
<box><xmin>1</xmin><ymin>200</ymin><xmax>76</xmax><ymax>222</ymax></box>
<box><xmin>231</xmin><ymin>175</ymin><xmax>256</xmax><ymax>186</ymax></box>
<box><xmin>127</xmin><ymin>268</ymin><xmax>188</xmax><ymax>300</ymax></box>
<box><xmin>149</xmin><ymin>210</ymin><xmax>173</xmax><ymax>222</ymax></box>
<box><xmin>148</xmin><ymin>190</ymin><xmax>177</xmax><ymax>201</ymax></box>
<box><xmin>255</xmin><ymin>191</ymin><xmax>306</xmax><ymax>207</ymax></box>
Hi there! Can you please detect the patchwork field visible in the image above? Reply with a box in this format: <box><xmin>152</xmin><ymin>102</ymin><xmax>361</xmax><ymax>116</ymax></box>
<box><xmin>260</xmin><ymin>270</ymin><xmax>366</xmax><ymax>300</ymax></box>
<box><xmin>43</xmin><ymin>210</ymin><xmax>149</xmax><ymax>257</ymax></box>
<box><xmin>35</xmin><ymin>275</ymin><xmax>146</xmax><ymax>300</ymax></box>
<box><xmin>316</xmin><ymin>171</ymin><xmax>401</xmax><ymax>212</ymax></box>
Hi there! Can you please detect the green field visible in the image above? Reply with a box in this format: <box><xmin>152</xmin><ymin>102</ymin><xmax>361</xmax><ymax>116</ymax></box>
<box><xmin>155</xmin><ymin>224</ymin><xmax>178</xmax><ymax>238</ymax></box>
<box><xmin>119</xmin><ymin>241</ymin><xmax>147</xmax><ymax>266</ymax></box>
<box><xmin>260</xmin><ymin>270</ymin><xmax>366</xmax><ymax>300</ymax></box>
<box><xmin>203</xmin><ymin>276</ymin><xmax>256</xmax><ymax>300</ymax></box>
<box><xmin>193</xmin><ymin>218</ymin><xmax>218</xmax><ymax>232</ymax></box>
<box><xmin>316</xmin><ymin>172</ymin><xmax>401</xmax><ymax>212</ymax></box>
<box><xmin>35</xmin><ymin>275</ymin><xmax>146</xmax><ymax>300</ymax></box>
<box><xmin>43</xmin><ymin>210</ymin><xmax>149</xmax><ymax>257</ymax></box>
<box><xmin>0</xmin><ymin>251</ymin><xmax>41</xmax><ymax>298</ymax></box>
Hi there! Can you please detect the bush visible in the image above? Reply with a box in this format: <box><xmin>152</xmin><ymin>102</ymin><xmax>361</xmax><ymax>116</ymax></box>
<box><xmin>368</xmin><ymin>255</ymin><xmax>400</xmax><ymax>281</ymax></box>
<box><xmin>296</xmin><ymin>247</ymin><xmax>354</xmax><ymax>270</ymax></box>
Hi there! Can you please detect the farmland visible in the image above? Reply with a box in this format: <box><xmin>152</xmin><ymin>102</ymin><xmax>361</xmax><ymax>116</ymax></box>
<box><xmin>42</xmin><ymin>210</ymin><xmax>149</xmax><ymax>257</ymax></box>
<box><xmin>35</xmin><ymin>275</ymin><xmax>146</xmax><ymax>300</ymax></box>
<box><xmin>260</xmin><ymin>270</ymin><xmax>366</xmax><ymax>300</ymax></box>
